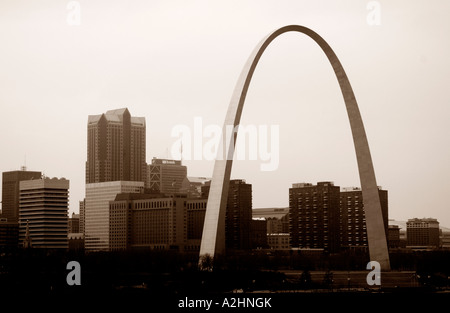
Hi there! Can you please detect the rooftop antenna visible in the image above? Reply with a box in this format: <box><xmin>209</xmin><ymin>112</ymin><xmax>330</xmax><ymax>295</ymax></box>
<box><xmin>21</xmin><ymin>154</ymin><xmax>27</xmax><ymax>171</ymax></box>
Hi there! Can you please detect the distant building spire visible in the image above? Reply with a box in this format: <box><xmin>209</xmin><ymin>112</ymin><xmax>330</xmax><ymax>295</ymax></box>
<box><xmin>20</xmin><ymin>154</ymin><xmax>27</xmax><ymax>171</ymax></box>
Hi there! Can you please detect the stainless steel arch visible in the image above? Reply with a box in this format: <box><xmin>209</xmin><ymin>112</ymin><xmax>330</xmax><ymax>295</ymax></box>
<box><xmin>199</xmin><ymin>25</ymin><xmax>390</xmax><ymax>270</ymax></box>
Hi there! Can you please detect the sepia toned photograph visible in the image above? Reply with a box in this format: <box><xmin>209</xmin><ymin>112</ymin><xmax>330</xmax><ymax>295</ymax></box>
<box><xmin>1</xmin><ymin>0</ymin><xmax>449</xmax><ymax>309</ymax></box>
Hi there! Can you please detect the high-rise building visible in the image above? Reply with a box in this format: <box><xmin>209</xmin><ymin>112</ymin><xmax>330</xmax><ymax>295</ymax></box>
<box><xmin>186</xmin><ymin>198</ymin><xmax>207</xmax><ymax>241</ymax></box>
<box><xmin>146</xmin><ymin>158</ymin><xmax>187</xmax><ymax>194</ymax></box>
<box><xmin>339</xmin><ymin>186</ymin><xmax>388</xmax><ymax>249</ymax></box>
<box><xmin>19</xmin><ymin>177</ymin><xmax>69</xmax><ymax>249</ymax></box>
<box><xmin>289</xmin><ymin>182</ymin><xmax>341</xmax><ymax>253</ymax></box>
<box><xmin>109</xmin><ymin>192</ymin><xmax>187</xmax><ymax>251</ymax></box>
<box><xmin>225</xmin><ymin>179</ymin><xmax>252</xmax><ymax>251</ymax></box>
<box><xmin>0</xmin><ymin>219</ymin><xmax>19</xmax><ymax>249</ymax></box>
<box><xmin>250</xmin><ymin>218</ymin><xmax>268</xmax><ymax>249</ymax></box>
<box><xmin>406</xmin><ymin>218</ymin><xmax>440</xmax><ymax>249</ymax></box>
<box><xmin>201</xmin><ymin>179</ymin><xmax>253</xmax><ymax>251</ymax></box>
<box><xmin>388</xmin><ymin>225</ymin><xmax>400</xmax><ymax>249</ymax></box>
<box><xmin>86</xmin><ymin>108</ymin><xmax>146</xmax><ymax>184</ymax></box>
<box><xmin>68</xmin><ymin>212</ymin><xmax>80</xmax><ymax>233</ymax></box>
<box><xmin>85</xmin><ymin>181</ymin><xmax>144</xmax><ymax>251</ymax></box>
<box><xmin>2</xmin><ymin>169</ymin><xmax>42</xmax><ymax>223</ymax></box>
<box><xmin>79</xmin><ymin>199</ymin><xmax>85</xmax><ymax>235</ymax></box>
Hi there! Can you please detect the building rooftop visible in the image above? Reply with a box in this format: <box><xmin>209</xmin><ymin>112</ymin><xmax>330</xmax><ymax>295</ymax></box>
<box><xmin>407</xmin><ymin>218</ymin><xmax>439</xmax><ymax>223</ymax></box>
<box><xmin>88</xmin><ymin>108</ymin><xmax>145</xmax><ymax>126</ymax></box>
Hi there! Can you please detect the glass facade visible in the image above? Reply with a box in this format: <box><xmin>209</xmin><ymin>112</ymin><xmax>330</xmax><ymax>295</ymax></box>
<box><xmin>85</xmin><ymin>181</ymin><xmax>144</xmax><ymax>251</ymax></box>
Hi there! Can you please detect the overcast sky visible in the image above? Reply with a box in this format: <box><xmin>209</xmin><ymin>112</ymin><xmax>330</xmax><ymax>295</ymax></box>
<box><xmin>1</xmin><ymin>0</ymin><xmax>449</xmax><ymax>227</ymax></box>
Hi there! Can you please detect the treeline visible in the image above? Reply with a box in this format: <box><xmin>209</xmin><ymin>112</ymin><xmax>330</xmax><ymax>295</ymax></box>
<box><xmin>2</xmin><ymin>249</ymin><xmax>450</xmax><ymax>294</ymax></box>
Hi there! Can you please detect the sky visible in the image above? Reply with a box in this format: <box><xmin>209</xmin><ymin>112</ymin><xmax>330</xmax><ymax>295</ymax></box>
<box><xmin>0</xmin><ymin>1</ymin><xmax>449</xmax><ymax>227</ymax></box>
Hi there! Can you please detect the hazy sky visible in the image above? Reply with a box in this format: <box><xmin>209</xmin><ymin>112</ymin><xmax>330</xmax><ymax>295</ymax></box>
<box><xmin>1</xmin><ymin>1</ymin><xmax>449</xmax><ymax>227</ymax></box>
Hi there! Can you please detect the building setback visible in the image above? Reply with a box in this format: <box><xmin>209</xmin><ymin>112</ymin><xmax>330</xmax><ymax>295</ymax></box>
<box><xmin>2</xmin><ymin>170</ymin><xmax>42</xmax><ymax>223</ymax></box>
<box><xmin>86</xmin><ymin>108</ymin><xmax>146</xmax><ymax>184</ymax></box>
<box><xmin>19</xmin><ymin>177</ymin><xmax>69</xmax><ymax>249</ymax></box>
<box><xmin>289</xmin><ymin>182</ymin><xmax>341</xmax><ymax>253</ymax></box>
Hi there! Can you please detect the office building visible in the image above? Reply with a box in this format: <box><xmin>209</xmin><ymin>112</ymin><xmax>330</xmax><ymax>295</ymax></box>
<box><xmin>2</xmin><ymin>169</ymin><xmax>42</xmax><ymax>223</ymax></box>
<box><xmin>109</xmin><ymin>192</ymin><xmax>187</xmax><ymax>251</ymax></box>
<box><xmin>86</xmin><ymin>108</ymin><xmax>146</xmax><ymax>184</ymax></box>
<box><xmin>406</xmin><ymin>218</ymin><xmax>440</xmax><ymax>249</ymax></box>
<box><xmin>440</xmin><ymin>229</ymin><xmax>450</xmax><ymax>249</ymax></box>
<box><xmin>289</xmin><ymin>182</ymin><xmax>340</xmax><ymax>253</ymax></box>
<box><xmin>68</xmin><ymin>233</ymin><xmax>84</xmax><ymax>252</ymax></box>
<box><xmin>0</xmin><ymin>219</ymin><xmax>19</xmax><ymax>249</ymax></box>
<box><xmin>146</xmin><ymin>158</ymin><xmax>187</xmax><ymax>194</ymax></box>
<box><xmin>253</xmin><ymin>207</ymin><xmax>289</xmax><ymax>234</ymax></box>
<box><xmin>184</xmin><ymin>176</ymin><xmax>211</xmax><ymax>198</ymax></box>
<box><xmin>339</xmin><ymin>186</ymin><xmax>388</xmax><ymax>249</ymax></box>
<box><xmin>19</xmin><ymin>177</ymin><xmax>69</xmax><ymax>249</ymax></box>
<box><xmin>68</xmin><ymin>212</ymin><xmax>80</xmax><ymax>233</ymax></box>
<box><xmin>85</xmin><ymin>181</ymin><xmax>144</xmax><ymax>251</ymax></box>
<box><xmin>79</xmin><ymin>199</ymin><xmax>85</xmax><ymax>235</ymax></box>
<box><xmin>225</xmin><ymin>179</ymin><xmax>252</xmax><ymax>250</ymax></box>
<box><xmin>267</xmin><ymin>233</ymin><xmax>290</xmax><ymax>250</ymax></box>
<box><xmin>186</xmin><ymin>198</ymin><xmax>207</xmax><ymax>241</ymax></box>
<box><xmin>388</xmin><ymin>225</ymin><xmax>401</xmax><ymax>249</ymax></box>
<box><xmin>250</xmin><ymin>218</ymin><xmax>268</xmax><ymax>249</ymax></box>
<box><xmin>201</xmin><ymin>179</ymin><xmax>253</xmax><ymax>251</ymax></box>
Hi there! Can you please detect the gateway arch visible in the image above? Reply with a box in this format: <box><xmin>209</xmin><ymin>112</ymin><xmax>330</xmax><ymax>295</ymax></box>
<box><xmin>199</xmin><ymin>25</ymin><xmax>390</xmax><ymax>270</ymax></box>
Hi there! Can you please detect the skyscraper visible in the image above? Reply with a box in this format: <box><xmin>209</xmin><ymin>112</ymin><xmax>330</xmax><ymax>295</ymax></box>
<box><xmin>146</xmin><ymin>158</ymin><xmax>187</xmax><ymax>194</ymax></box>
<box><xmin>201</xmin><ymin>179</ymin><xmax>253</xmax><ymax>251</ymax></box>
<box><xmin>85</xmin><ymin>181</ymin><xmax>144</xmax><ymax>251</ymax></box>
<box><xmin>289</xmin><ymin>182</ymin><xmax>341</xmax><ymax>253</ymax></box>
<box><xmin>86</xmin><ymin>108</ymin><xmax>146</xmax><ymax>184</ymax></box>
<box><xmin>2</xmin><ymin>169</ymin><xmax>42</xmax><ymax>223</ymax></box>
<box><xmin>339</xmin><ymin>186</ymin><xmax>388</xmax><ymax>249</ymax></box>
<box><xmin>19</xmin><ymin>177</ymin><xmax>69</xmax><ymax>249</ymax></box>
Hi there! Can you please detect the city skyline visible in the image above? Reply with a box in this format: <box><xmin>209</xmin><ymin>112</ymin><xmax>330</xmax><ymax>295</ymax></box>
<box><xmin>1</xmin><ymin>1</ymin><xmax>449</xmax><ymax>227</ymax></box>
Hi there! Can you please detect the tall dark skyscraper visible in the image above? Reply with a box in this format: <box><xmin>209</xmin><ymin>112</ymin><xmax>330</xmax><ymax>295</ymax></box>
<box><xmin>289</xmin><ymin>182</ymin><xmax>341</xmax><ymax>253</ymax></box>
<box><xmin>339</xmin><ymin>186</ymin><xmax>388</xmax><ymax>249</ymax></box>
<box><xmin>201</xmin><ymin>179</ymin><xmax>253</xmax><ymax>251</ymax></box>
<box><xmin>86</xmin><ymin>108</ymin><xmax>146</xmax><ymax>184</ymax></box>
<box><xmin>2</xmin><ymin>169</ymin><xmax>42</xmax><ymax>223</ymax></box>
<box><xmin>226</xmin><ymin>179</ymin><xmax>252</xmax><ymax>251</ymax></box>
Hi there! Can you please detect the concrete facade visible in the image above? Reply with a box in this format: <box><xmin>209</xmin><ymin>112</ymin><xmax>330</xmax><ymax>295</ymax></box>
<box><xmin>19</xmin><ymin>177</ymin><xmax>69</xmax><ymax>249</ymax></box>
<box><xmin>199</xmin><ymin>25</ymin><xmax>390</xmax><ymax>270</ymax></box>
